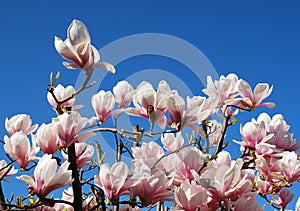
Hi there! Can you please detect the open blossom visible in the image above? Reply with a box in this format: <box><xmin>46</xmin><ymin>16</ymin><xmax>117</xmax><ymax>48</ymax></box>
<box><xmin>161</xmin><ymin>132</ymin><xmax>184</xmax><ymax>152</ymax></box>
<box><xmin>226</xmin><ymin>79</ymin><xmax>275</xmax><ymax>109</ymax></box>
<box><xmin>233</xmin><ymin>193</ymin><xmax>264</xmax><ymax>211</ymax></box>
<box><xmin>113</xmin><ymin>80</ymin><xmax>135</xmax><ymax>108</ymax></box>
<box><xmin>54</xmin><ymin>19</ymin><xmax>115</xmax><ymax>74</ymax></box>
<box><xmin>4</xmin><ymin>132</ymin><xmax>39</xmax><ymax>169</ymax></box>
<box><xmin>91</xmin><ymin>90</ymin><xmax>115</xmax><ymax>124</ymax></box>
<box><xmin>272</xmin><ymin>188</ymin><xmax>294</xmax><ymax>209</ymax></box>
<box><xmin>130</xmin><ymin>170</ymin><xmax>173</xmax><ymax>206</ymax></box>
<box><xmin>94</xmin><ymin>162</ymin><xmax>133</xmax><ymax>200</ymax></box>
<box><xmin>202</xmin><ymin>73</ymin><xmax>238</xmax><ymax>106</ymax></box>
<box><xmin>0</xmin><ymin>160</ymin><xmax>18</xmax><ymax>181</ymax></box>
<box><xmin>167</xmin><ymin>95</ymin><xmax>211</xmax><ymax>132</ymax></box>
<box><xmin>47</xmin><ymin>84</ymin><xmax>76</xmax><ymax>111</ymax></box>
<box><xmin>35</xmin><ymin>123</ymin><xmax>59</xmax><ymax>154</ymax></box>
<box><xmin>198</xmin><ymin>151</ymin><xmax>253</xmax><ymax>202</ymax></box>
<box><xmin>62</xmin><ymin>142</ymin><xmax>94</xmax><ymax>168</ymax></box>
<box><xmin>126</xmin><ymin>80</ymin><xmax>175</xmax><ymax>130</ymax></box>
<box><xmin>163</xmin><ymin>147</ymin><xmax>205</xmax><ymax>186</ymax></box>
<box><xmin>17</xmin><ymin>154</ymin><xmax>73</xmax><ymax>198</ymax></box>
<box><xmin>54</xmin><ymin>111</ymin><xmax>95</xmax><ymax>148</ymax></box>
<box><xmin>132</xmin><ymin>141</ymin><xmax>164</xmax><ymax>168</ymax></box>
<box><xmin>5</xmin><ymin>114</ymin><xmax>38</xmax><ymax>136</ymax></box>
<box><xmin>173</xmin><ymin>180</ymin><xmax>208</xmax><ymax>211</ymax></box>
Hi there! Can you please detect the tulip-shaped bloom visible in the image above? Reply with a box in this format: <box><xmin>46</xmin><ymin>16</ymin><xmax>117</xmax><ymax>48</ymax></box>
<box><xmin>126</xmin><ymin>80</ymin><xmax>174</xmax><ymax>130</ymax></box>
<box><xmin>35</xmin><ymin>123</ymin><xmax>59</xmax><ymax>154</ymax></box>
<box><xmin>54</xmin><ymin>19</ymin><xmax>115</xmax><ymax>74</ymax></box>
<box><xmin>272</xmin><ymin>188</ymin><xmax>294</xmax><ymax>210</ymax></box>
<box><xmin>163</xmin><ymin>147</ymin><xmax>205</xmax><ymax>186</ymax></box>
<box><xmin>279</xmin><ymin>151</ymin><xmax>300</xmax><ymax>183</ymax></box>
<box><xmin>5</xmin><ymin>114</ymin><xmax>38</xmax><ymax>136</ymax></box>
<box><xmin>199</xmin><ymin>152</ymin><xmax>253</xmax><ymax>202</ymax></box>
<box><xmin>130</xmin><ymin>171</ymin><xmax>173</xmax><ymax>206</ymax></box>
<box><xmin>167</xmin><ymin>95</ymin><xmax>211</xmax><ymax>132</ymax></box>
<box><xmin>173</xmin><ymin>180</ymin><xmax>208</xmax><ymax>211</ymax></box>
<box><xmin>91</xmin><ymin>90</ymin><xmax>115</xmax><ymax>124</ymax></box>
<box><xmin>17</xmin><ymin>154</ymin><xmax>73</xmax><ymax>198</ymax></box>
<box><xmin>47</xmin><ymin>84</ymin><xmax>76</xmax><ymax>111</ymax></box>
<box><xmin>54</xmin><ymin>111</ymin><xmax>94</xmax><ymax>148</ymax></box>
<box><xmin>202</xmin><ymin>73</ymin><xmax>238</xmax><ymax>106</ymax></box>
<box><xmin>161</xmin><ymin>132</ymin><xmax>184</xmax><ymax>152</ymax></box>
<box><xmin>4</xmin><ymin>132</ymin><xmax>39</xmax><ymax>169</ymax></box>
<box><xmin>233</xmin><ymin>193</ymin><xmax>264</xmax><ymax>211</ymax></box>
<box><xmin>0</xmin><ymin>160</ymin><xmax>18</xmax><ymax>181</ymax></box>
<box><xmin>113</xmin><ymin>80</ymin><xmax>135</xmax><ymax>108</ymax></box>
<box><xmin>62</xmin><ymin>142</ymin><xmax>94</xmax><ymax>168</ymax></box>
<box><xmin>226</xmin><ymin>79</ymin><xmax>275</xmax><ymax>109</ymax></box>
<box><xmin>132</xmin><ymin>141</ymin><xmax>164</xmax><ymax>168</ymax></box>
<box><xmin>94</xmin><ymin>161</ymin><xmax>133</xmax><ymax>200</ymax></box>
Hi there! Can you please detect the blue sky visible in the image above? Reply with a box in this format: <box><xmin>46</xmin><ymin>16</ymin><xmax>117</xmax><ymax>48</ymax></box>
<box><xmin>0</xmin><ymin>1</ymin><xmax>299</xmax><ymax>210</ymax></box>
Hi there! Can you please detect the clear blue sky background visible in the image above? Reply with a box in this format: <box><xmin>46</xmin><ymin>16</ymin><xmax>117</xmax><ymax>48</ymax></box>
<box><xmin>0</xmin><ymin>1</ymin><xmax>299</xmax><ymax>210</ymax></box>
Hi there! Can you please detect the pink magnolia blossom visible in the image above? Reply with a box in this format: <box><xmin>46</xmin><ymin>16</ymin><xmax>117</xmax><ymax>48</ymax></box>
<box><xmin>126</xmin><ymin>80</ymin><xmax>174</xmax><ymax>130</ymax></box>
<box><xmin>198</xmin><ymin>152</ymin><xmax>253</xmax><ymax>202</ymax></box>
<box><xmin>47</xmin><ymin>84</ymin><xmax>76</xmax><ymax>111</ymax></box>
<box><xmin>54</xmin><ymin>111</ymin><xmax>95</xmax><ymax>148</ymax></box>
<box><xmin>279</xmin><ymin>151</ymin><xmax>300</xmax><ymax>183</ymax></box>
<box><xmin>272</xmin><ymin>188</ymin><xmax>294</xmax><ymax>209</ymax></box>
<box><xmin>167</xmin><ymin>95</ymin><xmax>211</xmax><ymax>133</ymax></box>
<box><xmin>4</xmin><ymin>132</ymin><xmax>39</xmax><ymax>169</ymax></box>
<box><xmin>54</xmin><ymin>19</ymin><xmax>115</xmax><ymax>74</ymax></box>
<box><xmin>91</xmin><ymin>90</ymin><xmax>115</xmax><ymax>124</ymax></box>
<box><xmin>254</xmin><ymin>176</ymin><xmax>272</xmax><ymax>195</ymax></box>
<box><xmin>130</xmin><ymin>170</ymin><xmax>173</xmax><ymax>206</ymax></box>
<box><xmin>161</xmin><ymin>132</ymin><xmax>184</xmax><ymax>152</ymax></box>
<box><xmin>132</xmin><ymin>141</ymin><xmax>164</xmax><ymax>168</ymax></box>
<box><xmin>202</xmin><ymin>73</ymin><xmax>238</xmax><ymax>106</ymax></box>
<box><xmin>35</xmin><ymin>123</ymin><xmax>59</xmax><ymax>154</ymax></box>
<box><xmin>94</xmin><ymin>161</ymin><xmax>133</xmax><ymax>201</ymax></box>
<box><xmin>233</xmin><ymin>193</ymin><xmax>264</xmax><ymax>211</ymax></box>
<box><xmin>5</xmin><ymin>114</ymin><xmax>38</xmax><ymax>136</ymax></box>
<box><xmin>0</xmin><ymin>160</ymin><xmax>18</xmax><ymax>181</ymax></box>
<box><xmin>163</xmin><ymin>147</ymin><xmax>205</xmax><ymax>186</ymax></box>
<box><xmin>17</xmin><ymin>154</ymin><xmax>73</xmax><ymax>198</ymax></box>
<box><xmin>62</xmin><ymin>142</ymin><xmax>94</xmax><ymax>168</ymax></box>
<box><xmin>113</xmin><ymin>80</ymin><xmax>135</xmax><ymax>108</ymax></box>
<box><xmin>227</xmin><ymin>79</ymin><xmax>275</xmax><ymax>109</ymax></box>
<box><xmin>173</xmin><ymin>180</ymin><xmax>208</xmax><ymax>211</ymax></box>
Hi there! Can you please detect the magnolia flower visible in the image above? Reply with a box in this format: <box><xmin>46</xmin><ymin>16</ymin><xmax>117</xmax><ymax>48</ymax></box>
<box><xmin>279</xmin><ymin>151</ymin><xmax>300</xmax><ymax>183</ymax></box>
<box><xmin>202</xmin><ymin>74</ymin><xmax>238</xmax><ymax>106</ymax></box>
<box><xmin>226</xmin><ymin>79</ymin><xmax>275</xmax><ymax>109</ymax></box>
<box><xmin>47</xmin><ymin>84</ymin><xmax>76</xmax><ymax>111</ymax></box>
<box><xmin>113</xmin><ymin>80</ymin><xmax>135</xmax><ymax>108</ymax></box>
<box><xmin>4</xmin><ymin>132</ymin><xmax>39</xmax><ymax>169</ymax></box>
<box><xmin>173</xmin><ymin>180</ymin><xmax>208</xmax><ymax>211</ymax></box>
<box><xmin>272</xmin><ymin>188</ymin><xmax>294</xmax><ymax>209</ymax></box>
<box><xmin>54</xmin><ymin>111</ymin><xmax>95</xmax><ymax>148</ymax></box>
<box><xmin>5</xmin><ymin>114</ymin><xmax>38</xmax><ymax>136</ymax></box>
<box><xmin>91</xmin><ymin>90</ymin><xmax>115</xmax><ymax>124</ymax></box>
<box><xmin>62</xmin><ymin>142</ymin><xmax>94</xmax><ymax>168</ymax></box>
<box><xmin>162</xmin><ymin>147</ymin><xmax>204</xmax><ymax>186</ymax></box>
<box><xmin>199</xmin><ymin>152</ymin><xmax>253</xmax><ymax>202</ymax></box>
<box><xmin>0</xmin><ymin>160</ymin><xmax>18</xmax><ymax>181</ymax></box>
<box><xmin>161</xmin><ymin>132</ymin><xmax>184</xmax><ymax>152</ymax></box>
<box><xmin>233</xmin><ymin>193</ymin><xmax>264</xmax><ymax>211</ymax></box>
<box><xmin>17</xmin><ymin>154</ymin><xmax>73</xmax><ymax>198</ymax></box>
<box><xmin>132</xmin><ymin>141</ymin><xmax>164</xmax><ymax>168</ymax></box>
<box><xmin>167</xmin><ymin>95</ymin><xmax>211</xmax><ymax>132</ymax></box>
<box><xmin>126</xmin><ymin>80</ymin><xmax>175</xmax><ymax>130</ymax></box>
<box><xmin>94</xmin><ymin>162</ymin><xmax>132</xmax><ymax>200</ymax></box>
<box><xmin>54</xmin><ymin>19</ymin><xmax>115</xmax><ymax>74</ymax></box>
<box><xmin>35</xmin><ymin>123</ymin><xmax>59</xmax><ymax>154</ymax></box>
<box><xmin>130</xmin><ymin>170</ymin><xmax>173</xmax><ymax>206</ymax></box>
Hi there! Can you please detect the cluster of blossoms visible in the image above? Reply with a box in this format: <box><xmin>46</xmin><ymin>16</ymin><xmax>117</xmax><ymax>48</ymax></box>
<box><xmin>0</xmin><ymin>19</ymin><xmax>299</xmax><ymax>211</ymax></box>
